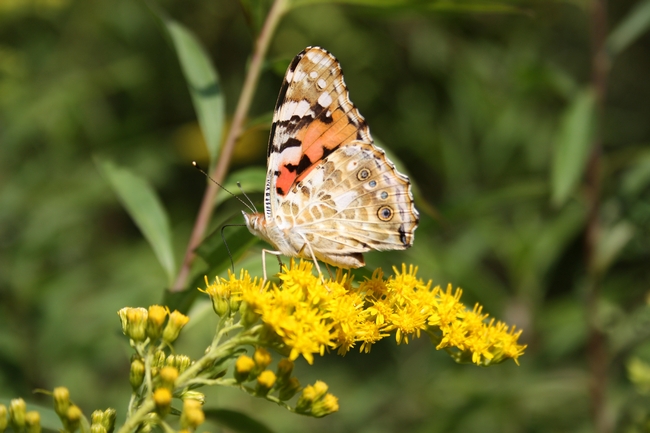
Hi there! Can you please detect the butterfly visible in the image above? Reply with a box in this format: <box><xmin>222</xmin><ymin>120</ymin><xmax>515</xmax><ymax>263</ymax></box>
<box><xmin>243</xmin><ymin>47</ymin><xmax>419</xmax><ymax>276</ymax></box>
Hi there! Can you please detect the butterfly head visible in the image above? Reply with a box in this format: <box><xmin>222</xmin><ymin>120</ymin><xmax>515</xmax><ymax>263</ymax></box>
<box><xmin>242</xmin><ymin>211</ymin><xmax>274</xmax><ymax>247</ymax></box>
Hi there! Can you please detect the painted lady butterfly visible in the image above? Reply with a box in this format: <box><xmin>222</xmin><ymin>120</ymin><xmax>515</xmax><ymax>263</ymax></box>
<box><xmin>243</xmin><ymin>47</ymin><xmax>419</xmax><ymax>273</ymax></box>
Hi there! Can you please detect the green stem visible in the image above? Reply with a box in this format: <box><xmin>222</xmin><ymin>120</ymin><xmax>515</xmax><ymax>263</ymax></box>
<box><xmin>118</xmin><ymin>328</ymin><xmax>262</xmax><ymax>433</ymax></box>
<box><xmin>171</xmin><ymin>0</ymin><xmax>289</xmax><ymax>292</ymax></box>
<box><xmin>117</xmin><ymin>398</ymin><xmax>156</xmax><ymax>433</ymax></box>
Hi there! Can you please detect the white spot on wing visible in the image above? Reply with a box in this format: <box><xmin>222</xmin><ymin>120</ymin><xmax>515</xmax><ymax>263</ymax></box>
<box><xmin>278</xmin><ymin>100</ymin><xmax>313</xmax><ymax>121</ymax></box>
<box><xmin>309</xmin><ymin>71</ymin><xmax>318</xmax><ymax>79</ymax></box>
<box><xmin>333</xmin><ymin>190</ymin><xmax>357</xmax><ymax>209</ymax></box>
<box><xmin>279</xmin><ymin>146</ymin><xmax>302</xmax><ymax>164</ymax></box>
<box><xmin>317</xmin><ymin>78</ymin><xmax>327</xmax><ymax>89</ymax></box>
<box><xmin>317</xmin><ymin>92</ymin><xmax>333</xmax><ymax>108</ymax></box>
<box><xmin>293</xmin><ymin>69</ymin><xmax>306</xmax><ymax>83</ymax></box>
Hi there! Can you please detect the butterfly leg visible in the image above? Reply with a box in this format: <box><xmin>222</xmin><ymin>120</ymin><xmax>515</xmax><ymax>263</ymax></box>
<box><xmin>324</xmin><ymin>263</ymin><xmax>335</xmax><ymax>280</ymax></box>
<box><xmin>262</xmin><ymin>249</ymin><xmax>283</xmax><ymax>284</ymax></box>
<box><xmin>297</xmin><ymin>238</ymin><xmax>328</xmax><ymax>286</ymax></box>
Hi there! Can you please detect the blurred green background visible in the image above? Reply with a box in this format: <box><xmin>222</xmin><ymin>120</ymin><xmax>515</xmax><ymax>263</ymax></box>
<box><xmin>2</xmin><ymin>0</ymin><xmax>650</xmax><ymax>431</ymax></box>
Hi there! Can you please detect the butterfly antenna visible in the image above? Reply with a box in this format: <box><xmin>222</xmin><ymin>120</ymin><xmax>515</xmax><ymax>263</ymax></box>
<box><xmin>192</xmin><ymin>161</ymin><xmax>256</xmax><ymax>213</ymax></box>
<box><xmin>221</xmin><ymin>224</ymin><xmax>239</xmax><ymax>273</ymax></box>
<box><xmin>237</xmin><ymin>181</ymin><xmax>258</xmax><ymax>213</ymax></box>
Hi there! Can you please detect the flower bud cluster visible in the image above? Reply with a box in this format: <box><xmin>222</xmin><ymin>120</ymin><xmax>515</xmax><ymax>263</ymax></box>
<box><xmin>232</xmin><ymin>348</ymin><xmax>326</xmax><ymax>410</ymax></box>
<box><xmin>201</xmin><ymin>272</ymin><xmax>263</xmax><ymax>326</ymax></box>
<box><xmin>118</xmin><ymin>306</ymin><xmax>190</xmax><ymax>345</ymax></box>
<box><xmin>0</xmin><ymin>399</ymin><xmax>42</xmax><ymax>433</ymax></box>
<box><xmin>295</xmin><ymin>381</ymin><xmax>339</xmax><ymax>418</ymax></box>
<box><xmin>90</xmin><ymin>409</ymin><xmax>116</xmax><ymax>433</ymax></box>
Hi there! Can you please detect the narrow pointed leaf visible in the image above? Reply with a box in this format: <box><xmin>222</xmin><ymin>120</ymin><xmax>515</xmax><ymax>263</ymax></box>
<box><xmin>551</xmin><ymin>89</ymin><xmax>596</xmax><ymax>206</ymax></box>
<box><xmin>96</xmin><ymin>158</ymin><xmax>176</xmax><ymax>284</ymax></box>
<box><xmin>166</xmin><ymin>20</ymin><xmax>225</xmax><ymax>165</ymax></box>
<box><xmin>607</xmin><ymin>0</ymin><xmax>650</xmax><ymax>56</ymax></box>
<box><xmin>594</xmin><ymin>221</ymin><xmax>635</xmax><ymax>275</ymax></box>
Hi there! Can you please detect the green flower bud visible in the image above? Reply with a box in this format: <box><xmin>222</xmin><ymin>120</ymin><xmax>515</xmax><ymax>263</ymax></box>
<box><xmin>295</xmin><ymin>381</ymin><xmax>328</xmax><ymax>415</ymax></box>
<box><xmin>101</xmin><ymin>408</ymin><xmax>116</xmax><ymax>433</ymax></box>
<box><xmin>64</xmin><ymin>405</ymin><xmax>82</xmax><ymax>432</ymax></box>
<box><xmin>25</xmin><ymin>411</ymin><xmax>41</xmax><ymax>433</ymax></box>
<box><xmin>311</xmin><ymin>393</ymin><xmax>339</xmax><ymax>417</ymax></box>
<box><xmin>0</xmin><ymin>405</ymin><xmax>8</xmax><ymax>433</ymax></box>
<box><xmin>53</xmin><ymin>387</ymin><xmax>70</xmax><ymax>418</ymax></box>
<box><xmin>180</xmin><ymin>400</ymin><xmax>204</xmax><ymax>430</ymax></box>
<box><xmin>161</xmin><ymin>311</ymin><xmax>189</xmax><ymax>344</ymax></box>
<box><xmin>174</xmin><ymin>355</ymin><xmax>192</xmax><ymax>373</ymax></box>
<box><xmin>90</xmin><ymin>411</ymin><xmax>103</xmax><ymax>426</ymax></box>
<box><xmin>9</xmin><ymin>398</ymin><xmax>26</xmax><ymax>430</ymax></box>
<box><xmin>151</xmin><ymin>350</ymin><xmax>166</xmax><ymax>368</ymax></box>
<box><xmin>212</xmin><ymin>296</ymin><xmax>230</xmax><ymax>317</ymax></box>
<box><xmin>180</xmin><ymin>391</ymin><xmax>205</xmax><ymax>405</ymax></box>
<box><xmin>130</xmin><ymin>359</ymin><xmax>145</xmax><ymax>390</ymax></box>
<box><xmin>239</xmin><ymin>302</ymin><xmax>259</xmax><ymax>327</ymax></box>
<box><xmin>278</xmin><ymin>377</ymin><xmax>301</xmax><ymax>401</ymax></box>
<box><xmin>90</xmin><ymin>424</ymin><xmax>106</xmax><ymax>433</ymax></box>
<box><xmin>276</xmin><ymin>358</ymin><xmax>294</xmax><ymax>385</ymax></box>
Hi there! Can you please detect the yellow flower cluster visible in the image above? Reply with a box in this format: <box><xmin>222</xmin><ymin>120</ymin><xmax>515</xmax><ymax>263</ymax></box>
<box><xmin>203</xmin><ymin>260</ymin><xmax>526</xmax><ymax>366</ymax></box>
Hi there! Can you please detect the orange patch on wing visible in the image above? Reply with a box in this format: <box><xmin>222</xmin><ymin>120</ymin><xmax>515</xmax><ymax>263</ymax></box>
<box><xmin>296</xmin><ymin>111</ymin><xmax>357</xmax><ymax>183</ymax></box>
<box><xmin>276</xmin><ymin>165</ymin><xmax>295</xmax><ymax>196</ymax></box>
<box><xmin>275</xmin><ymin>111</ymin><xmax>358</xmax><ymax>195</ymax></box>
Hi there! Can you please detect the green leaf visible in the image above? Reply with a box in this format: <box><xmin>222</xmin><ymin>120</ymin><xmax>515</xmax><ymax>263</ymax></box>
<box><xmin>594</xmin><ymin>221</ymin><xmax>635</xmax><ymax>275</ymax></box>
<box><xmin>165</xmin><ymin>19</ymin><xmax>225</xmax><ymax>166</ymax></box>
<box><xmin>96</xmin><ymin>157</ymin><xmax>176</xmax><ymax>284</ymax></box>
<box><xmin>607</xmin><ymin>0</ymin><xmax>650</xmax><ymax>56</ymax></box>
<box><xmin>551</xmin><ymin>88</ymin><xmax>596</xmax><ymax>206</ymax></box>
<box><xmin>203</xmin><ymin>408</ymin><xmax>276</xmax><ymax>433</ymax></box>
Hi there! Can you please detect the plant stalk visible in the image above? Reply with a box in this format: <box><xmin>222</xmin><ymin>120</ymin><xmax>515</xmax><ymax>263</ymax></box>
<box><xmin>171</xmin><ymin>0</ymin><xmax>288</xmax><ymax>292</ymax></box>
<box><xmin>586</xmin><ymin>0</ymin><xmax>609</xmax><ymax>432</ymax></box>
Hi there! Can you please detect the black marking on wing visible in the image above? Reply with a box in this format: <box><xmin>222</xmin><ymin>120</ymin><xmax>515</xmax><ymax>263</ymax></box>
<box><xmin>279</xmin><ymin>137</ymin><xmax>302</xmax><ymax>152</ymax></box>
<box><xmin>268</xmin><ymin>53</ymin><xmax>306</xmax><ymax>158</ymax></box>
<box><xmin>293</xmin><ymin>154</ymin><xmax>313</xmax><ymax>175</ymax></box>
<box><xmin>321</xmin><ymin>143</ymin><xmax>339</xmax><ymax>160</ymax></box>
<box><xmin>398</xmin><ymin>224</ymin><xmax>408</xmax><ymax>246</ymax></box>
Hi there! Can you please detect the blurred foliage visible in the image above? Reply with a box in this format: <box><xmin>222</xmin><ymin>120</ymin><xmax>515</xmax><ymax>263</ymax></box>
<box><xmin>2</xmin><ymin>0</ymin><xmax>650</xmax><ymax>432</ymax></box>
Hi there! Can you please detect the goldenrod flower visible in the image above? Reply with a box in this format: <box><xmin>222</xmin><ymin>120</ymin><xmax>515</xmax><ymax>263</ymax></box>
<box><xmin>117</xmin><ymin>307</ymin><xmax>148</xmax><ymax>342</ymax></box>
<box><xmin>146</xmin><ymin>305</ymin><xmax>168</xmax><ymax>341</ymax></box>
<box><xmin>202</xmin><ymin>260</ymin><xmax>526</xmax><ymax>366</ymax></box>
<box><xmin>158</xmin><ymin>366</ymin><xmax>179</xmax><ymax>389</ymax></box>
<box><xmin>234</xmin><ymin>355</ymin><xmax>255</xmax><ymax>382</ymax></box>
<box><xmin>153</xmin><ymin>388</ymin><xmax>172</xmax><ymax>416</ymax></box>
<box><xmin>255</xmin><ymin>370</ymin><xmax>277</xmax><ymax>396</ymax></box>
